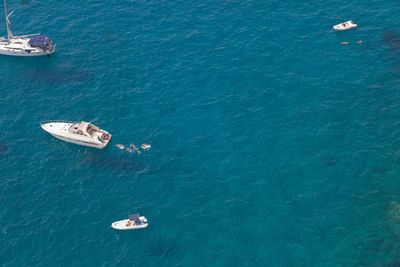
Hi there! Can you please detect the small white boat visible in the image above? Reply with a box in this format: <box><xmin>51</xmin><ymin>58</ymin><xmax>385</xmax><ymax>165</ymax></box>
<box><xmin>0</xmin><ymin>0</ymin><xmax>56</xmax><ymax>56</ymax></box>
<box><xmin>112</xmin><ymin>214</ymin><xmax>148</xmax><ymax>230</ymax></box>
<box><xmin>333</xmin><ymin>21</ymin><xmax>357</xmax><ymax>31</ymax></box>
<box><xmin>41</xmin><ymin>121</ymin><xmax>112</xmax><ymax>149</ymax></box>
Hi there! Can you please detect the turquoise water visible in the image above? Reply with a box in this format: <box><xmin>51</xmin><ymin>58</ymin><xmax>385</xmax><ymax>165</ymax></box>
<box><xmin>1</xmin><ymin>0</ymin><xmax>400</xmax><ymax>265</ymax></box>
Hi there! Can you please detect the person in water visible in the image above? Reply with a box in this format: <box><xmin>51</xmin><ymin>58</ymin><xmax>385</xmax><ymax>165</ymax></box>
<box><xmin>130</xmin><ymin>144</ymin><xmax>141</xmax><ymax>154</ymax></box>
<box><xmin>142</xmin><ymin>144</ymin><xmax>151</xmax><ymax>151</ymax></box>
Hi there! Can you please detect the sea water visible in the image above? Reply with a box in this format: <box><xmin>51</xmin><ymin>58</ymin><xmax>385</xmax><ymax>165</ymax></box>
<box><xmin>1</xmin><ymin>0</ymin><xmax>400</xmax><ymax>265</ymax></box>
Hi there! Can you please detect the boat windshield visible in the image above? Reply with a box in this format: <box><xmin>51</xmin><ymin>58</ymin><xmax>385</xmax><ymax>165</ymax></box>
<box><xmin>69</xmin><ymin>123</ymin><xmax>81</xmax><ymax>134</ymax></box>
<box><xmin>69</xmin><ymin>122</ymin><xmax>90</xmax><ymax>135</ymax></box>
<box><xmin>129</xmin><ymin>214</ymin><xmax>140</xmax><ymax>223</ymax></box>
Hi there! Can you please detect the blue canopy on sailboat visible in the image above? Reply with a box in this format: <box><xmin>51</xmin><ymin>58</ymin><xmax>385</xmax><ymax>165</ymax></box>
<box><xmin>129</xmin><ymin>214</ymin><xmax>139</xmax><ymax>222</ymax></box>
<box><xmin>29</xmin><ymin>35</ymin><xmax>50</xmax><ymax>47</ymax></box>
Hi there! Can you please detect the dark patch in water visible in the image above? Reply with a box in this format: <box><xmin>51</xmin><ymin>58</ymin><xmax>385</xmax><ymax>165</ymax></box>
<box><xmin>0</xmin><ymin>142</ymin><xmax>7</xmax><ymax>153</ymax></box>
<box><xmin>84</xmin><ymin>154</ymin><xmax>146</xmax><ymax>172</ymax></box>
<box><xmin>357</xmin><ymin>239</ymin><xmax>396</xmax><ymax>265</ymax></box>
<box><xmin>27</xmin><ymin>69</ymin><xmax>89</xmax><ymax>83</ymax></box>
<box><xmin>148</xmin><ymin>244</ymin><xmax>175</xmax><ymax>258</ymax></box>
<box><xmin>360</xmin><ymin>41</ymin><xmax>380</xmax><ymax>51</ymax></box>
<box><xmin>20</xmin><ymin>0</ymin><xmax>31</xmax><ymax>7</ymax></box>
<box><xmin>323</xmin><ymin>156</ymin><xmax>338</xmax><ymax>166</ymax></box>
<box><xmin>103</xmin><ymin>33</ymin><xmax>119</xmax><ymax>42</ymax></box>
<box><xmin>385</xmin><ymin>259</ymin><xmax>400</xmax><ymax>267</ymax></box>
<box><xmin>373</xmin><ymin>167</ymin><xmax>386</xmax><ymax>174</ymax></box>
<box><xmin>383</xmin><ymin>31</ymin><xmax>400</xmax><ymax>51</ymax></box>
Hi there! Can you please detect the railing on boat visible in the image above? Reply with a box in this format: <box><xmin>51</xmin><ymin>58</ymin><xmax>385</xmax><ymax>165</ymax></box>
<box><xmin>40</xmin><ymin>120</ymin><xmax>77</xmax><ymax>125</ymax></box>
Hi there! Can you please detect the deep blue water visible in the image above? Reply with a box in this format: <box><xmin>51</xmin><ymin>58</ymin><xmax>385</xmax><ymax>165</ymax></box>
<box><xmin>1</xmin><ymin>0</ymin><xmax>400</xmax><ymax>265</ymax></box>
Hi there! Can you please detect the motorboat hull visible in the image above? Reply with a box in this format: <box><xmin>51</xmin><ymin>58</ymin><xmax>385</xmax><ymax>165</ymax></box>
<box><xmin>112</xmin><ymin>218</ymin><xmax>148</xmax><ymax>230</ymax></box>
<box><xmin>47</xmin><ymin>132</ymin><xmax>108</xmax><ymax>149</ymax></box>
<box><xmin>333</xmin><ymin>21</ymin><xmax>357</xmax><ymax>31</ymax></box>
<box><xmin>41</xmin><ymin>121</ymin><xmax>111</xmax><ymax>149</ymax></box>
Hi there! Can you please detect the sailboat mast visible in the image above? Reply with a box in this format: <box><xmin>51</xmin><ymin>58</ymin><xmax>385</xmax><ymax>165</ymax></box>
<box><xmin>4</xmin><ymin>0</ymin><xmax>12</xmax><ymax>39</ymax></box>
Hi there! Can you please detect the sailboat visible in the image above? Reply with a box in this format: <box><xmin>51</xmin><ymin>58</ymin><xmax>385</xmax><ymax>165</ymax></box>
<box><xmin>0</xmin><ymin>0</ymin><xmax>55</xmax><ymax>56</ymax></box>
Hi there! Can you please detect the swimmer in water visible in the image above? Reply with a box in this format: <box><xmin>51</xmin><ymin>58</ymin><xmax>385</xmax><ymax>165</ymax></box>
<box><xmin>116</xmin><ymin>144</ymin><xmax>125</xmax><ymax>149</ymax></box>
<box><xmin>142</xmin><ymin>144</ymin><xmax>151</xmax><ymax>151</ymax></box>
<box><xmin>341</xmin><ymin>42</ymin><xmax>349</xmax><ymax>44</ymax></box>
<box><xmin>130</xmin><ymin>144</ymin><xmax>141</xmax><ymax>154</ymax></box>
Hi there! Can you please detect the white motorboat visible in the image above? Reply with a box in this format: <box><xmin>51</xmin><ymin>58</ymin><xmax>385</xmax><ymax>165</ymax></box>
<box><xmin>112</xmin><ymin>214</ymin><xmax>148</xmax><ymax>230</ymax></box>
<box><xmin>0</xmin><ymin>0</ymin><xmax>56</xmax><ymax>56</ymax></box>
<box><xmin>333</xmin><ymin>21</ymin><xmax>357</xmax><ymax>31</ymax></box>
<box><xmin>41</xmin><ymin>121</ymin><xmax>112</xmax><ymax>149</ymax></box>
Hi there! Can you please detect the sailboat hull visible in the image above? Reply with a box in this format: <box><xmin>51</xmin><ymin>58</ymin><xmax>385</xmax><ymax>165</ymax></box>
<box><xmin>0</xmin><ymin>41</ymin><xmax>55</xmax><ymax>56</ymax></box>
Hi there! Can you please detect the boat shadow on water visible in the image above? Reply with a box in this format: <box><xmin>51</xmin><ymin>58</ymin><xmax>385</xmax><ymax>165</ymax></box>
<box><xmin>0</xmin><ymin>142</ymin><xmax>7</xmax><ymax>153</ymax></box>
<box><xmin>322</xmin><ymin>156</ymin><xmax>339</xmax><ymax>166</ymax></box>
<box><xmin>147</xmin><ymin>243</ymin><xmax>177</xmax><ymax>259</ymax></box>
<box><xmin>383</xmin><ymin>31</ymin><xmax>400</xmax><ymax>51</ymax></box>
<box><xmin>26</xmin><ymin>69</ymin><xmax>90</xmax><ymax>84</ymax></box>
<box><xmin>0</xmin><ymin>142</ymin><xmax>8</xmax><ymax>160</ymax></box>
<box><xmin>381</xmin><ymin>31</ymin><xmax>400</xmax><ymax>76</ymax></box>
<box><xmin>20</xmin><ymin>0</ymin><xmax>31</xmax><ymax>7</ymax></box>
<box><xmin>81</xmin><ymin>152</ymin><xmax>148</xmax><ymax>173</ymax></box>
